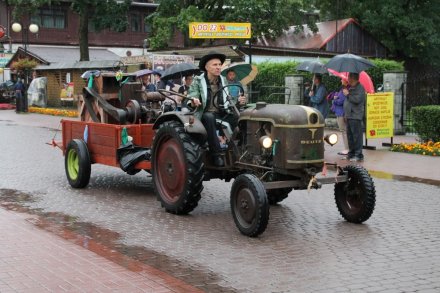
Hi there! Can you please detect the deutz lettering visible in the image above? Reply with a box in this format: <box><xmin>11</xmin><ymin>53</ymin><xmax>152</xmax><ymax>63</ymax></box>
<box><xmin>300</xmin><ymin>140</ymin><xmax>322</xmax><ymax>144</ymax></box>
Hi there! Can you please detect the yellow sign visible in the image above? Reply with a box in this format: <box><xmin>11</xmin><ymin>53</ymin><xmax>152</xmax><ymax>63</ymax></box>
<box><xmin>189</xmin><ymin>22</ymin><xmax>251</xmax><ymax>39</ymax></box>
<box><xmin>366</xmin><ymin>92</ymin><xmax>394</xmax><ymax>139</ymax></box>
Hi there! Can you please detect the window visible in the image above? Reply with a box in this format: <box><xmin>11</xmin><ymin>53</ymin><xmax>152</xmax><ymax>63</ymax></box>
<box><xmin>130</xmin><ymin>13</ymin><xmax>141</xmax><ymax>32</ymax></box>
<box><xmin>144</xmin><ymin>14</ymin><xmax>152</xmax><ymax>33</ymax></box>
<box><xmin>31</xmin><ymin>7</ymin><xmax>66</xmax><ymax>29</ymax></box>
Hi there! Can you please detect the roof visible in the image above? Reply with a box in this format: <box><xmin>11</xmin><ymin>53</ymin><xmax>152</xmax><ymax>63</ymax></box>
<box><xmin>256</xmin><ymin>18</ymin><xmax>356</xmax><ymax>50</ymax></box>
<box><xmin>26</xmin><ymin>46</ymin><xmax>120</xmax><ymax>63</ymax></box>
<box><xmin>36</xmin><ymin>60</ymin><xmax>117</xmax><ymax>71</ymax></box>
<box><xmin>151</xmin><ymin>45</ymin><xmax>244</xmax><ymax>61</ymax></box>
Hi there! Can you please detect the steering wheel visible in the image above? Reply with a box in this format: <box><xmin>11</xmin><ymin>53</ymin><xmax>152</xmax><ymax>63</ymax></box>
<box><xmin>212</xmin><ymin>84</ymin><xmax>244</xmax><ymax>118</ymax></box>
<box><xmin>112</xmin><ymin>61</ymin><xmax>126</xmax><ymax>73</ymax></box>
<box><xmin>158</xmin><ymin>89</ymin><xmax>198</xmax><ymax>114</ymax></box>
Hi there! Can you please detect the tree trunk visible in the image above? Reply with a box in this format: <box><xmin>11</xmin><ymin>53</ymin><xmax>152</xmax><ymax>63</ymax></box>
<box><xmin>78</xmin><ymin>7</ymin><xmax>89</xmax><ymax>61</ymax></box>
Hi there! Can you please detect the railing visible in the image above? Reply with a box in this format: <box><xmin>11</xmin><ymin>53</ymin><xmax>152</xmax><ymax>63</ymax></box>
<box><xmin>248</xmin><ymin>85</ymin><xmax>291</xmax><ymax>104</ymax></box>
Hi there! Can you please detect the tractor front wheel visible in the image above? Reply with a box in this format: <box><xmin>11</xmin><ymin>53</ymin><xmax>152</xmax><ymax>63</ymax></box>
<box><xmin>231</xmin><ymin>174</ymin><xmax>269</xmax><ymax>237</ymax></box>
<box><xmin>65</xmin><ymin>139</ymin><xmax>91</xmax><ymax>188</ymax></box>
<box><xmin>335</xmin><ymin>165</ymin><xmax>376</xmax><ymax>223</ymax></box>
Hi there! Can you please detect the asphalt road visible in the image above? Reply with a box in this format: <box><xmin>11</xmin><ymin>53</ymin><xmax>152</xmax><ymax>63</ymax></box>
<box><xmin>1</xmin><ymin>115</ymin><xmax>440</xmax><ymax>292</ymax></box>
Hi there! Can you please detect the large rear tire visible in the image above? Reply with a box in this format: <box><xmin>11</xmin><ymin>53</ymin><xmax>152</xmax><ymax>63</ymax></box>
<box><xmin>65</xmin><ymin>139</ymin><xmax>91</xmax><ymax>188</ymax></box>
<box><xmin>267</xmin><ymin>188</ymin><xmax>292</xmax><ymax>205</ymax></box>
<box><xmin>335</xmin><ymin>165</ymin><xmax>376</xmax><ymax>223</ymax></box>
<box><xmin>152</xmin><ymin>120</ymin><xmax>204</xmax><ymax>214</ymax></box>
<box><xmin>231</xmin><ymin>174</ymin><xmax>269</xmax><ymax>237</ymax></box>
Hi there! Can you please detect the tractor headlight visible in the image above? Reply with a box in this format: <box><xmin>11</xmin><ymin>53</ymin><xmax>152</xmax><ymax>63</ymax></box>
<box><xmin>259</xmin><ymin>135</ymin><xmax>273</xmax><ymax>149</ymax></box>
<box><xmin>324</xmin><ymin>133</ymin><xmax>338</xmax><ymax>146</ymax></box>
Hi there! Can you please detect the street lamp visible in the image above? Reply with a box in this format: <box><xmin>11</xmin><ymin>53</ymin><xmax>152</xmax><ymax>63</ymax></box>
<box><xmin>11</xmin><ymin>22</ymin><xmax>39</xmax><ymax>54</ymax></box>
<box><xmin>142</xmin><ymin>38</ymin><xmax>149</xmax><ymax>55</ymax></box>
<box><xmin>11</xmin><ymin>22</ymin><xmax>39</xmax><ymax>112</ymax></box>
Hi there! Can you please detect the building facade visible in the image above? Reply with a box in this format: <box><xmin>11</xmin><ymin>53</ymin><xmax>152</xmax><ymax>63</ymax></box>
<box><xmin>0</xmin><ymin>0</ymin><xmax>157</xmax><ymax>50</ymax></box>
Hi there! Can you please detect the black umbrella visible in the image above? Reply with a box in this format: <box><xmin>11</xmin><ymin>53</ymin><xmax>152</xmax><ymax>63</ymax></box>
<box><xmin>161</xmin><ymin>63</ymin><xmax>200</xmax><ymax>80</ymax></box>
<box><xmin>296</xmin><ymin>60</ymin><xmax>327</xmax><ymax>74</ymax></box>
<box><xmin>325</xmin><ymin>53</ymin><xmax>374</xmax><ymax>74</ymax></box>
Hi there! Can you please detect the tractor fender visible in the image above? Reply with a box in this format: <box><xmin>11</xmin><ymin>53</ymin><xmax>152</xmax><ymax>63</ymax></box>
<box><xmin>153</xmin><ymin>112</ymin><xmax>207</xmax><ymax>139</ymax></box>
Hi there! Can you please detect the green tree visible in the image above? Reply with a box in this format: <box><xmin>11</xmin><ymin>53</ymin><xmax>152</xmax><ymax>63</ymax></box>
<box><xmin>312</xmin><ymin>0</ymin><xmax>440</xmax><ymax>67</ymax></box>
<box><xmin>147</xmin><ymin>0</ymin><xmax>316</xmax><ymax>50</ymax></box>
<box><xmin>8</xmin><ymin>0</ymin><xmax>130</xmax><ymax>61</ymax></box>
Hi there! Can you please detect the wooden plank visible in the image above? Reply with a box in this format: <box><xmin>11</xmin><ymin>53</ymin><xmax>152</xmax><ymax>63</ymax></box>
<box><xmin>88</xmin><ymin>144</ymin><xmax>116</xmax><ymax>157</ymax></box>
<box><xmin>134</xmin><ymin>161</ymin><xmax>151</xmax><ymax>170</ymax></box>
<box><xmin>92</xmin><ymin>155</ymin><xmax>118</xmax><ymax>167</ymax></box>
<box><xmin>89</xmin><ymin>123</ymin><xmax>118</xmax><ymax>137</ymax></box>
<box><xmin>88</xmin><ymin>134</ymin><xmax>117</xmax><ymax>148</ymax></box>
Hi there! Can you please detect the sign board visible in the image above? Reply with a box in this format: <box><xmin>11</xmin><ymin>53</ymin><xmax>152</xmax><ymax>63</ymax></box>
<box><xmin>120</xmin><ymin>55</ymin><xmax>152</xmax><ymax>66</ymax></box>
<box><xmin>189</xmin><ymin>22</ymin><xmax>251</xmax><ymax>39</ymax></box>
<box><xmin>0</xmin><ymin>25</ymin><xmax>6</xmax><ymax>39</ymax></box>
<box><xmin>152</xmin><ymin>54</ymin><xmax>194</xmax><ymax>71</ymax></box>
<box><xmin>366</xmin><ymin>92</ymin><xmax>394</xmax><ymax>139</ymax></box>
<box><xmin>0</xmin><ymin>53</ymin><xmax>13</xmax><ymax>68</ymax></box>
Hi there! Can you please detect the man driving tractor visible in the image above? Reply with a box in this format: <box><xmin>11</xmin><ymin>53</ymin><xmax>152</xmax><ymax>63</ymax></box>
<box><xmin>187</xmin><ymin>51</ymin><xmax>246</xmax><ymax>167</ymax></box>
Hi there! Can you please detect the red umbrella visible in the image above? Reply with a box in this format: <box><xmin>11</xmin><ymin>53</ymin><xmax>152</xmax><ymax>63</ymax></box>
<box><xmin>327</xmin><ymin>69</ymin><xmax>375</xmax><ymax>94</ymax></box>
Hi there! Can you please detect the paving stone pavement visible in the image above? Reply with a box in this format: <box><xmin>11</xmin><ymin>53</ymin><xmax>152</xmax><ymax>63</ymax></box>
<box><xmin>1</xmin><ymin>111</ymin><xmax>440</xmax><ymax>292</ymax></box>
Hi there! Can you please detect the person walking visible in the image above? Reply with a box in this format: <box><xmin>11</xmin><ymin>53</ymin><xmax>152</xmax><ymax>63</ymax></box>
<box><xmin>308</xmin><ymin>74</ymin><xmax>329</xmax><ymax>118</ymax></box>
<box><xmin>343</xmin><ymin>72</ymin><xmax>366</xmax><ymax>162</ymax></box>
<box><xmin>331</xmin><ymin>77</ymin><xmax>350</xmax><ymax>156</ymax></box>
<box><xmin>187</xmin><ymin>51</ymin><xmax>246</xmax><ymax>167</ymax></box>
<box><xmin>14</xmin><ymin>78</ymin><xmax>25</xmax><ymax>113</ymax></box>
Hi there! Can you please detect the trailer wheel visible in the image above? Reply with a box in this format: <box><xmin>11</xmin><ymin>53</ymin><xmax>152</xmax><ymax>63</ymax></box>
<box><xmin>65</xmin><ymin>139</ymin><xmax>91</xmax><ymax>188</ymax></box>
<box><xmin>231</xmin><ymin>174</ymin><xmax>269</xmax><ymax>237</ymax></box>
<box><xmin>335</xmin><ymin>165</ymin><xmax>376</xmax><ymax>223</ymax></box>
<box><xmin>152</xmin><ymin>120</ymin><xmax>204</xmax><ymax>215</ymax></box>
<box><xmin>267</xmin><ymin>188</ymin><xmax>292</xmax><ymax>205</ymax></box>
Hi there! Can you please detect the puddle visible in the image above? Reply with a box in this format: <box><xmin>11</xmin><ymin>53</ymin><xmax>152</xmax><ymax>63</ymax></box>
<box><xmin>369</xmin><ymin>170</ymin><xmax>440</xmax><ymax>186</ymax></box>
<box><xmin>0</xmin><ymin>188</ymin><xmax>236</xmax><ymax>293</ymax></box>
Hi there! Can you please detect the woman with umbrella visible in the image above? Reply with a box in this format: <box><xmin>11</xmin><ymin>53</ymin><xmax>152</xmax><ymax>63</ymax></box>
<box><xmin>326</xmin><ymin>53</ymin><xmax>375</xmax><ymax>162</ymax></box>
<box><xmin>330</xmin><ymin>75</ymin><xmax>350</xmax><ymax>156</ymax></box>
<box><xmin>135</xmin><ymin>69</ymin><xmax>156</xmax><ymax>92</ymax></box>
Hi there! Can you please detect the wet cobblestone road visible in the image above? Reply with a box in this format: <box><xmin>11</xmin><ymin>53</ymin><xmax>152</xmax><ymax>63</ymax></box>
<box><xmin>1</xmin><ymin>119</ymin><xmax>440</xmax><ymax>292</ymax></box>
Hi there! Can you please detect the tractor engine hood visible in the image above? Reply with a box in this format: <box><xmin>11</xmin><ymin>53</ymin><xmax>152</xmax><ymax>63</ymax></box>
<box><xmin>239</xmin><ymin>103</ymin><xmax>325</xmax><ymax>127</ymax></box>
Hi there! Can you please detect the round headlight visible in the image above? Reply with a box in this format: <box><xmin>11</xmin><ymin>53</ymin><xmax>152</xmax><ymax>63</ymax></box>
<box><xmin>324</xmin><ymin>133</ymin><xmax>338</xmax><ymax>146</ymax></box>
<box><xmin>259</xmin><ymin>135</ymin><xmax>273</xmax><ymax>148</ymax></box>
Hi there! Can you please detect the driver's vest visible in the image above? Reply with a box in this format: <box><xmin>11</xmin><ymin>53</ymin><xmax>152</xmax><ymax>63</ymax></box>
<box><xmin>187</xmin><ymin>73</ymin><xmax>230</xmax><ymax>120</ymax></box>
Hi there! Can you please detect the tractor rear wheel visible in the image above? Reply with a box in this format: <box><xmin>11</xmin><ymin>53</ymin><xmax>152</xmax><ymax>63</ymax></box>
<box><xmin>231</xmin><ymin>174</ymin><xmax>269</xmax><ymax>237</ymax></box>
<box><xmin>65</xmin><ymin>139</ymin><xmax>91</xmax><ymax>188</ymax></box>
<box><xmin>267</xmin><ymin>188</ymin><xmax>292</xmax><ymax>205</ymax></box>
<box><xmin>335</xmin><ymin>165</ymin><xmax>376</xmax><ymax>223</ymax></box>
<box><xmin>152</xmin><ymin>120</ymin><xmax>204</xmax><ymax>214</ymax></box>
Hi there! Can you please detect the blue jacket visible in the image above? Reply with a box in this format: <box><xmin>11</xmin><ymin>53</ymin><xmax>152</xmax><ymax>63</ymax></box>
<box><xmin>309</xmin><ymin>83</ymin><xmax>329</xmax><ymax>118</ymax></box>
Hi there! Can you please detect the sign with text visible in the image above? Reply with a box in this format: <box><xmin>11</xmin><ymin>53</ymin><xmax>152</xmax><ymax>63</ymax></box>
<box><xmin>366</xmin><ymin>92</ymin><xmax>394</xmax><ymax>139</ymax></box>
<box><xmin>189</xmin><ymin>22</ymin><xmax>251</xmax><ymax>39</ymax></box>
<box><xmin>120</xmin><ymin>55</ymin><xmax>152</xmax><ymax>65</ymax></box>
<box><xmin>152</xmin><ymin>54</ymin><xmax>194</xmax><ymax>71</ymax></box>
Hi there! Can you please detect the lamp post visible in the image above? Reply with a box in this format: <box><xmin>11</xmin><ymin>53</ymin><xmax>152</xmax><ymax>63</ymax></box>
<box><xmin>245</xmin><ymin>40</ymin><xmax>253</xmax><ymax>102</ymax></box>
<box><xmin>11</xmin><ymin>22</ymin><xmax>39</xmax><ymax>54</ymax></box>
<box><xmin>11</xmin><ymin>22</ymin><xmax>39</xmax><ymax>112</ymax></box>
<box><xmin>142</xmin><ymin>38</ymin><xmax>149</xmax><ymax>56</ymax></box>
